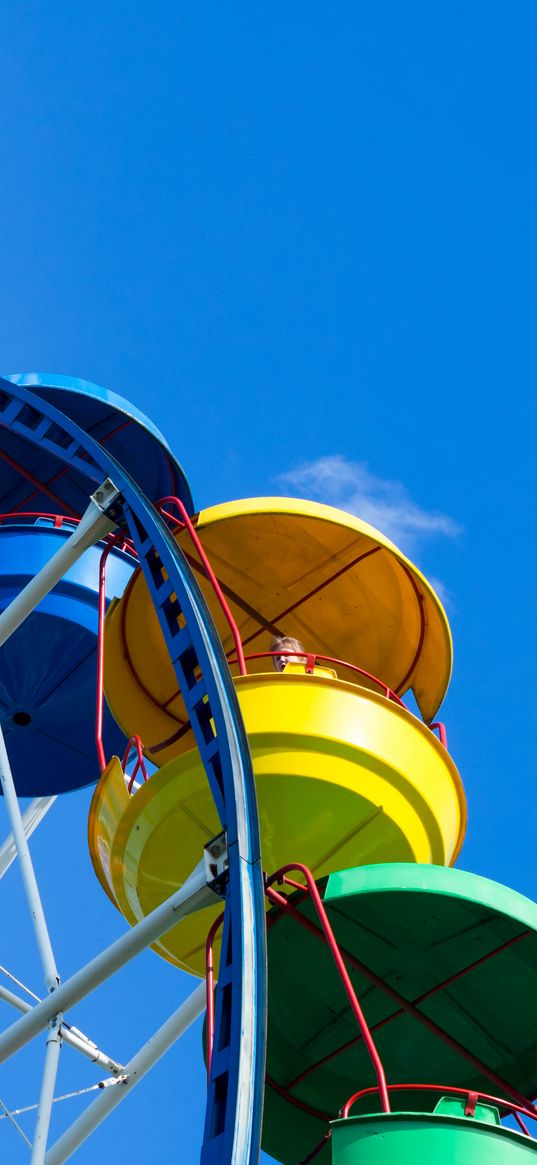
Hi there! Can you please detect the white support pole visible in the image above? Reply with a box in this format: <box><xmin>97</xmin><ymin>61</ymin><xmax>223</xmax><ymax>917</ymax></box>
<box><xmin>45</xmin><ymin>983</ymin><xmax>206</xmax><ymax>1165</ymax></box>
<box><xmin>0</xmin><ymin>1095</ymin><xmax>33</xmax><ymax>1149</ymax></box>
<box><xmin>0</xmin><ymin>859</ymin><xmax>215</xmax><ymax>1064</ymax></box>
<box><xmin>0</xmin><ymin>725</ymin><xmax>59</xmax><ymax>992</ymax></box>
<box><xmin>0</xmin><ymin>480</ymin><xmax>119</xmax><ymax>648</ymax></box>
<box><xmin>31</xmin><ymin>1015</ymin><xmax>62</xmax><ymax>1165</ymax></box>
<box><xmin>0</xmin><ymin>982</ymin><xmax>124</xmax><ymax>1075</ymax></box>
<box><xmin>61</xmin><ymin>1024</ymin><xmax>123</xmax><ymax>1077</ymax></box>
<box><xmin>0</xmin><ymin>796</ymin><xmax>56</xmax><ymax>880</ymax></box>
<box><xmin>0</xmin><ymin>981</ymin><xmax>38</xmax><ymax>1013</ymax></box>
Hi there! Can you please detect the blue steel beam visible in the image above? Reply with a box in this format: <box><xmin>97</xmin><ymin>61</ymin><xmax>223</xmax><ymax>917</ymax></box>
<box><xmin>0</xmin><ymin>376</ymin><xmax>267</xmax><ymax>1165</ymax></box>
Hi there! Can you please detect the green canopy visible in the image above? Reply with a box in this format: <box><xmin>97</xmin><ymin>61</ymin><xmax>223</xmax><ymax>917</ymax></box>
<box><xmin>263</xmin><ymin>864</ymin><xmax>537</xmax><ymax>1164</ymax></box>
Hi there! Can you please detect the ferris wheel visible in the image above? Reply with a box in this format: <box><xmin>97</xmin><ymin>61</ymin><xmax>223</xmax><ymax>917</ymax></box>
<box><xmin>0</xmin><ymin>372</ymin><xmax>536</xmax><ymax>1165</ymax></box>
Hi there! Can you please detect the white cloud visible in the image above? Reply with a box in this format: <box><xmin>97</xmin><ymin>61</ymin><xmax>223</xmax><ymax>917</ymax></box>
<box><xmin>275</xmin><ymin>454</ymin><xmax>462</xmax><ymax>557</ymax></box>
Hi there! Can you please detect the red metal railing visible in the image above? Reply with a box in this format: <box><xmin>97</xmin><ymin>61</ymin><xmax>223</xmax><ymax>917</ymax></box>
<box><xmin>0</xmin><ymin>511</ymin><xmax>80</xmax><ymax>527</ymax></box>
<box><xmin>95</xmin><ymin>533</ymin><xmax>138</xmax><ymax>772</ymax></box>
<box><xmin>123</xmin><ymin>736</ymin><xmax>149</xmax><ymax>793</ymax></box>
<box><xmin>157</xmin><ymin>496</ymin><xmax>246</xmax><ymax>675</ymax></box>
<box><xmin>96</xmin><ymin>540</ymin><xmax>117</xmax><ymax>772</ymax></box>
<box><xmin>342</xmin><ymin>1083</ymin><xmax>537</xmax><ymax>1132</ymax></box>
<box><xmin>430</xmin><ymin>721</ymin><xmax>448</xmax><ymax>749</ymax></box>
<box><xmin>297</xmin><ymin>1083</ymin><xmax>537</xmax><ymax>1165</ymax></box>
<box><xmin>0</xmin><ymin>510</ymin><xmax>136</xmax><ymax>559</ymax></box>
<box><xmin>228</xmin><ymin>650</ymin><xmax>406</xmax><ymax>708</ymax></box>
<box><xmin>120</xmin><ymin>644</ymin><xmax>450</xmax><ymax>786</ymax></box>
<box><xmin>264</xmin><ymin>863</ymin><xmax>391</xmax><ymax>1113</ymax></box>
<box><xmin>229</xmin><ymin>651</ymin><xmax>447</xmax><ymax>747</ymax></box>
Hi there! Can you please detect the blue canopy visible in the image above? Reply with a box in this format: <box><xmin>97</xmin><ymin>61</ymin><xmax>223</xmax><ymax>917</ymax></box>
<box><xmin>0</xmin><ymin>373</ymin><xmax>193</xmax><ymax>517</ymax></box>
<box><xmin>0</xmin><ymin>520</ymin><xmax>134</xmax><ymax>796</ymax></box>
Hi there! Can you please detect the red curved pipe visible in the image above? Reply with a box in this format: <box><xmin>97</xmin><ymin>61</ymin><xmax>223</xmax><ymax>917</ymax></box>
<box><xmin>158</xmin><ymin>497</ymin><xmax>246</xmax><ymax>676</ymax></box>
<box><xmin>265</xmin><ymin>863</ymin><xmax>391</xmax><ymax>1114</ymax></box>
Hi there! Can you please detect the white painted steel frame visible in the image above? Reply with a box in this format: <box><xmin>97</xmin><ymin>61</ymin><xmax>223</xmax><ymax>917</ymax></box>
<box><xmin>0</xmin><ymin>1095</ymin><xmax>33</xmax><ymax>1149</ymax></box>
<box><xmin>0</xmin><ymin>983</ymin><xmax>123</xmax><ymax>1076</ymax></box>
<box><xmin>0</xmin><ymin>797</ymin><xmax>56</xmax><ymax>881</ymax></box>
<box><xmin>45</xmin><ymin>982</ymin><xmax>207</xmax><ymax>1165</ymax></box>
<box><xmin>31</xmin><ymin>1017</ymin><xmax>62</xmax><ymax>1165</ymax></box>
<box><xmin>0</xmin><ymin>486</ymin><xmax>121</xmax><ymax>1161</ymax></box>
<box><xmin>0</xmin><ymin>860</ymin><xmax>215</xmax><ymax>1064</ymax></box>
<box><xmin>0</xmin><ymin>724</ymin><xmax>59</xmax><ymax>992</ymax></box>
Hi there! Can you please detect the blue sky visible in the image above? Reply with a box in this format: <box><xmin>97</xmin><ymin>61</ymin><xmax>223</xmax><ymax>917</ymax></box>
<box><xmin>0</xmin><ymin>3</ymin><xmax>536</xmax><ymax>1161</ymax></box>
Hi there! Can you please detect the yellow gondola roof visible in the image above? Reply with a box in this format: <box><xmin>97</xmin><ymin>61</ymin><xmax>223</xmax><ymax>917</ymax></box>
<box><xmin>174</xmin><ymin>496</ymin><xmax>452</xmax><ymax>721</ymax></box>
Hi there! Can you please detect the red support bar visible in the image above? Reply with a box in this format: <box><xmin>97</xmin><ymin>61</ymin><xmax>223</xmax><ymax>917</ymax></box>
<box><xmin>515</xmin><ymin>1112</ymin><xmax>532</xmax><ymax>1137</ymax></box>
<box><xmin>296</xmin><ymin>1131</ymin><xmax>332</xmax><ymax>1165</ymax></box>
<box><xmin>118</xmin><ymin>570</ymin><xmax>186</xmax><ymax>729</ymax></box>
<box><xmin>239</xmin><ymin>545</ymin><xmax>383</xmax><ymax>652</ymax></box>
<box><xmin>205</xmin><ymin>912</ymin><xmax>225</xmax><ymax>1081</ymax></box>
<box><xmin>265</xmin><ymin>864</ymin><xmax>391</xmax><ymax>1114</ymax></box>
<box><xmin>14</xmin><ymin>464</ymin><xmax>75</xmax><ymax>514</ymax></box>
<box><xmin>157</xmin><ymin>497</ymin><xmax>247</xmax><ymax>676</ymax></box>
<box><xmin>265</xmin><ymin>1072</ymin><xmax>332</xmax><ymax>1122</ymax></box>
<box><xmin>0</xmin><ymin>449</ymin><xmax>79</xmax><ymax>517</ymax></box>
<box><xmin>282</xmin><ymin>930</ymin><xmax>529</xmax><ymax>1093</ymax></box>
<box><xmin>394</xmin><ymin>567</ymin><xmax>426</xmax><ymax>695</ymax></box>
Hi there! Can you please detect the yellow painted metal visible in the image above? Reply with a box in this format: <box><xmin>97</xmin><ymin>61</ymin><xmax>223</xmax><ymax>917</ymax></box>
<box><xmin>89</xmin><ymin>670</ymin><xmax>466</xmax><ymax>976</ymax></box>
<box><xmin>104</xmin><ymin>498</ymin><xmax>453</xmax><ymax>766</ymax></box>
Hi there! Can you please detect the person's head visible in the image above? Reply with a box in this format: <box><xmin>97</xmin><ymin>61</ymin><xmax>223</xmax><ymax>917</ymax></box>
<box><xmin>270</xmin><ymin>635</ymin><xmax>306</xmax><ymax>672</ymax></box>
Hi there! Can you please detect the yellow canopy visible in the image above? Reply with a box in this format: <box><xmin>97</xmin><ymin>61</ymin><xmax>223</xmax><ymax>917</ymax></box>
<box><xmin>104</xmin><ymin>497</ymin><xmax>453</xmax><ymax>760</ymax></box>
<box><xmin>175</xmin><ymin>496</ymin><xmax>452</xmax><ymax>720</ymax></box>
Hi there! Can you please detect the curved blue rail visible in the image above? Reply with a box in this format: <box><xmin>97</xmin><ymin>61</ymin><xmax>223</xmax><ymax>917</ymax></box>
<box><xmin>0</xmin><ymin>375</ymin><xmax>266</xmax><ymax>1165</ymax></box>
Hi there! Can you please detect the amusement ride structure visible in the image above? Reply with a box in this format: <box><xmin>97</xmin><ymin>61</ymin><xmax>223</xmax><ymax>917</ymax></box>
<box><xmin>0</xmin><ymin>372</ymin><xmax>535</xmax><ymax>1164</ymax></box>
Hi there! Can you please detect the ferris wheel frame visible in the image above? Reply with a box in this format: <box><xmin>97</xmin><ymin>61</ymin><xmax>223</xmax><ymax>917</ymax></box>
<box><xmin>0</xmin><ymin>374</ymin><xmax>267</xmax><ymax>1165</ymax></box>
